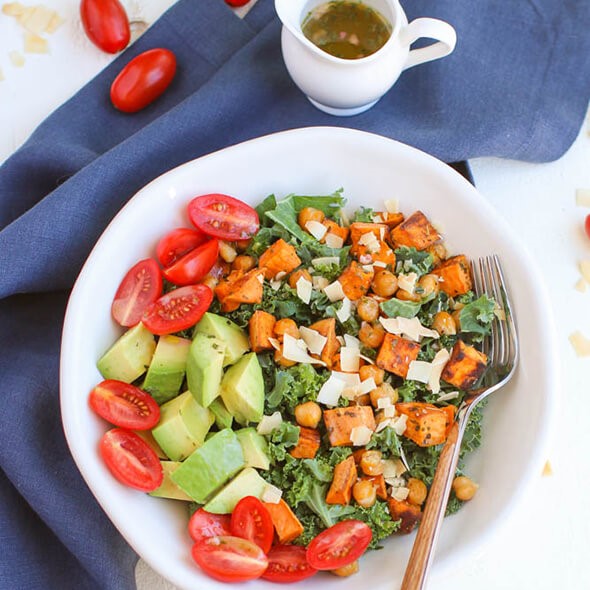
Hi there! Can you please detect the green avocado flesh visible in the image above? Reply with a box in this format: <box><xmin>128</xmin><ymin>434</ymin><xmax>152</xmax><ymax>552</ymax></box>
<box><xmin>149</xmin><ymin>461</ymin><xmax>193</xmax><ymax>501</ymax></box>
<box><xmin>235</xmin><ymin>428</ymin><xmax>270</xmax><ymax>470</ymax></box>
<box><xmin>203</xmin><ymin>467</ymin><xmax>268</xmax><ymax>514</ymax></box>
<box><xmin>192</xmin><ymin>313</ymin><xmax>249</xmax><ymax>367</ymax></box>
<box><xmin>209</xmin><ymin>398</ymin><xmax>233</xmax><ymax>430</ymax></box>
<box><xmin>186</xmin><ymin>334</ymin><xmax>226</xmax><ymax>408</ymax></box>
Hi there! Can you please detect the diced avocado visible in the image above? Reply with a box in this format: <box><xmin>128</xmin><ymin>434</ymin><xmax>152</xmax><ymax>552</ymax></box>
<box><xmin>170</xmin><ymin>429</ymin><xmax>245</xmax><ymax>503</ymax></box>
<box><xmin>220</xmin><ymin>352</ymin><xmax>264</xmax><ymax>425</ymax></box>
<box><xmin>143</xmin><ymin>335</ymin><xmax>191</xmax><ymax>404</ymax></box>
<box><xmin>97</xmin><ymin>322</ymin><xmax>156</xmax><ymax>383</ymax></box>
<box><xmin>186</xmin><ymin>334</ymin><xmax>225</xmax><ymax>407</ymax></box>
<box><xmin>151</xmin><ymin>391</ymin><xmax>214</xmax><ymax>461</ymax></box>
<box><xmin>204</xmin><ymin>467</ymin><xmax>268</xmax><ymax>514</ymax></box>
<box><xmin>193</xmin><ymin>312</ymin><xmax>249</xmax><ymax>367</ymax></box>
<box><xmin>133</xmin><ymin>429</ymin><xmax>168</xmax><ymax>459</ymax></box>
<box><xmin>149</xmin><ymin>461</ymin><xmax>193</xmax><ymax>501</ymax></box>
<box><xmin>236</xmin><ymin>428</ymin><xmax>270</xmax><ymax>470</ymax></box>
<box><xmin>209</xmin><ymin>398</ymin><xmax>233</xmax><ymax>430</ymax></box>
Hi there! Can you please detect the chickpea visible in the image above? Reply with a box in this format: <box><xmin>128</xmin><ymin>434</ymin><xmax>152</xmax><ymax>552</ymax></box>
<box><xmin>360</xmin><ymin>450</ymin><xmax>384</xmax><ymax>476</ymax></box>
<box><xmin>288</xmin><ymin>268</ymin><xmax>313</xmax><ymax>290</ymax></box>
<box><xmin>426</xmin><ymin>242</ymin><xmax>447</xmax><ymax>266</ymax></box>
<box><xmin>452</xmin><ymin>475</ymin><xmax>479</xmax><ymax>501</ymax></box>
<box><xmin>451</xmin><ymin>309</ymin><xmax>462</xmax><ymax>331</ymax></box>
<box><xmin>298</xmin><ymin>207</ymin><xmax>325</xmax><ymax>229</ymax></box>
<box><xmin>294</xmin><ymin>401</ymin><xmax>322</xmax><ymax>429</ymax></box>
<box><xmin>416</xmin><ymin>274</ymin><xmax>440</xmax><ymax>299</ymax></box>
<box><xmin>353</xmin><ymin>393</ymin><xmax>372</xmax><ymax>406</ymax></box>
<box><xmin>330</xmin><ymin>561</ymin><xmax>359</xmax><ymax>577</ymax></box>
<box><xmin>352</xmin><ymin>480</ymin><xmax>377</xmax><ymax>508</ymax></box>
<box><xmin>274</xmin><ymin>318</ymin><xmax>300</xmax><ymax>341</ymax></box>
<box><xmin>407</xmin><ymin>478</ymin><xmax>428</xmax><ymax>506</ymax></box>
<box><xmin>359</xmin><ymin>364</ymin><xmax>384</xmax><ymax>386</ymax></box>
<box><xmin>274</xmin><ymin>348</ymin><xmax>297</xmax><ymax>368</ymax></box>
<box><xmin>232</xmin><ymin>255</ymin><xmax>256</xmax><ymax>273</ymax></box>
<box><xmin>396</xmin><ymin>287</ymin><xmax>421</xmax><ymax>302</ymax></box>
<box><xmin>369</xmin><ymin>383</ymin><xmax>398</xmax><ymax>408</ymax></box>
<box><xmin>357</xmin><ymin>296</ymin><xmax>380</xmax><ymax>322</ymax></box>
<box><xmin>432</xmin><ymin>311</ymin><xmax>456</xmax><ymax>335</ymax></box>
<box><xmin>371</xmin><ymin>269</ymin><xmax>398</xmax><ymax>298</ymax></box>
<box><xmin>359</xmin><ymin>321</ymin><xmax>385</xmax><ymax>348</ymax></box>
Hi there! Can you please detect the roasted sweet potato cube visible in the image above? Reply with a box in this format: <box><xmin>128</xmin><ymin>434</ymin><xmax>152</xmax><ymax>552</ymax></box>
<box><xmin>381</xmin><ymin>212</ymin><xmax>405</xmax><ymax>228</ymax></box>
<box><xmin>390</xmin><ymin>211</ymin><xmax>440</xmax><ymax>250</ymax></box>
<box><xmin>248</xmin><ymin>310</ymin><xmax>276</xmax><ymax>353</ymax></box>
<box><xmin>395</xmin><ymin>402</ymin><xmax>451</xmax><ymax>447</ymax></box>
<box><xmin>214</xmin><ymin>269</ymin><xmax>264</xmax><ymax>312</ymax></box>
<box><xmin>441</xmin><ymin>339</ymin><xmax>487</xmax><ymax>389</ymax></box>
<box><xmin>388</xmin><ymin>498</ymin><xmax>422</xmax><ymax>533</ymax></box>
<box><xmin>263</xmin><ymin>499</ymin><xmax>304</xmax><ymax>544</ymax></box>
<box><xmin>321</xmin><ymin>219</ymin><xmax>350</xmax><ymax>244</ymax></box>
<box><xmin>441</xmin><ymin>405</ymin><xmax>457</xmax><ymax>437</ymax></box>
<box><xmin>289</xmin><ymin>426</ymin><xmax>321</xmax><ymax>459</ymax></box>
<box><xmin>431</xmin><ymin>254</ymin><xmax>472</xmax><ymax>297</ymax></box>
<box><xmin>350</xmin><ymin>222</ymin><xmax>388</xmax><ymax>250</ymax></box>
<box><xmin>258</xmin><ymin>238</ymin><xmax>301</xmax><ymax>279</ymax></box>
<box><xmin>323</xmin><ymin>406</ymin><xmax>376</xmax><ymax>447</ymax></box>
<box><xmin>376</xmin><ymin>334</ymin><xmax>421</xmax><ymax>378</ymax></box>
<box><xmin>309</xmin><ymin>317</ymin><xmax>339</xmax><ymax>368</ymax></box>
<box><xmin>362</xmin><ymin>474</ymin><xmax>388</xmax><ymax>500</ymax></box>
<box><xmin>349</xmin><ymin>222</ymin><xmax>395</xmax><ymax>265</ymax></box>
<box><xmin>326</xmin><ymin>456</ymin><xmax>357</xmax><ymax>505</ymax></box>
<box><xmin>338</xmin><ymin>261</ymin><xmax>374</xmax><ymax>300</ymax></box>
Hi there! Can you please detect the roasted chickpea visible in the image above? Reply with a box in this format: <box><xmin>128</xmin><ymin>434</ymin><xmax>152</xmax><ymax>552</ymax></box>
<box><xmin>359</xmin><ymin>364</ymin><xmax>385</xmax><ymax>386</ymax></box>
<box><xmin>426</xmin><ymin>242</ymin><xmax>447</xmax><ymax>266</ymax></box>
<box><xmin>369</xmin><ymin>383</ymin><xmax>398</xmax><ymax>408</ymax></box>
<box><xmin>451</xmin><ymin>309</ymin><xmax>462</xmax><ymax>331</ymax></box>
<box><xmin>432</xmin><ymin>311</ymin><xmax>456</xmax><ymax>335</ymax></box>
<box><xmin>353</xmin><ymin>393</ymin><xmax>372</xmax><ymax>406</ymax></box>
<box><xmin>234</xmin><ymin>239</ymin><xmax>251</xmax><ymax>253</ymax></box>
<box><xmin>360</xmin><ymin>450</ymin><xmax>384</xmax><ymax>476</ymax></box>
<box><xmin>218</xmin><ymin>240</ymin><xmax>238</xmax><ymax>263</ymax></box>
<box><xmin>452</xmin><ymin>476</ymin><xmax>479</xmax><ymax>501</ymax></box>
<box><xmin>407</xmin><ymin>478</ymin><xmax>428</xmax><ymax>506</ymax></box>
<box><xmin>396</xmin><ymin>287</ymin><xmax>421</xmax><ymax>302</ymax></box>
<box><xmin>357</xmin><ymin>296</ymin><xmax>380</xmax><ymax>322</ymax></box>
<box><xmin>274</xmin><ymin>348</ymin><xmax>297</xmax><ymax>368</ymax></box>
<box><xmin>417</xmin><ymin>274</ymin><xmax>439</xmax><ymax>299</ymax></box>
<box><xmin>288</xmin><ymin>268</ymin><xmax>313</xmax><ymax>290</ymax></box>
<box><xmin>294</xmin><ymin>401</ymin><xmax>322</xmax><ymax>429</ymax></box>
<box><xmin>330</xmin><ymin>561</ymin><xmax>359</xmax><ymax>577</ymax></box>
<box><xmin>298</xmin><ymin>207</ymin><xmax>325</xmax><ymax>229</ymax></box>
<box><xmin>359</xmin><ymin>321</ymin><xmax>385</xmax><ymax>348</ymax></box>
<box><xmin>232</xmin><ymin>255</ymin><xmax>256</xmax><ymax>273</ymax></box>
<box><xmin>274</xmin><ymin>318</ymin><xmax>300</xmax><ymax>341</ymax></box>
<box><xmin>352</xmin><ymin>480</ymin><xmax>377</xmax><ymax>508</ymax></box>
<box><xmin>371</xmin><ymin>269</ymin><xmax>398</xmax><ymax>298</ymax></box>
<box><xmin>374</xmin><ymin>409</ymin><xmax>388</xmax><ymax>426</ymax></box>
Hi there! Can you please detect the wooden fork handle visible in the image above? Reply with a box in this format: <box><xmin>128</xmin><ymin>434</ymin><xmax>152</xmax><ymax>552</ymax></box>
<box><xmin>400</xmin><ymin>421</ymin><xmax>463</xmax><ymax>590</ymax></box>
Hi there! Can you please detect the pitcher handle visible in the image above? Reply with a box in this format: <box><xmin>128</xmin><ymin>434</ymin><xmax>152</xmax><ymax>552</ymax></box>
<box><xmin>401</xmin><ymin>18</ymin><xmax>456</xmax><ymax>71</ymax></box>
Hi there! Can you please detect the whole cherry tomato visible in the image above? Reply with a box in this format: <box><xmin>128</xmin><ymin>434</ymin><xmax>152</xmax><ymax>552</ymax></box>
<box><xmin>110</xmin><ymin>48</ymin><xmax>177</xmax><ymax>113</ymax></box>
<box><xmin>225</xmin><ymin>0</ymin><xmax>251</xmax><ymax>6</ymax></box>
<box><xmin>80</xmin><ymin>0</ymin><xmax>130</xmax><ymax>54</ymax></box>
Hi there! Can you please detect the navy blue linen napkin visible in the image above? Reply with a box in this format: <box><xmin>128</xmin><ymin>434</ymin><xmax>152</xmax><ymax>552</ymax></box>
<box><xmin>0</xmin><ymin>0</ymin><xmax>588</xmax><ymax>588</ymax></box>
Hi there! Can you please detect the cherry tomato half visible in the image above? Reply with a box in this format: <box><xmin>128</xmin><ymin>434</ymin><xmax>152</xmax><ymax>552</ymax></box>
<box><xmin>225</xmin><ymin>0</ymin><xmax>251</xmax><ymax>7</ymax></box>
<box><xmin>80</xmin><ymin>0</ymin><xmax>130</xmax><ymax>54</ymax></box>
<box><xmin>142</xmin><ymin>284</ymin><xmax>213</xmax><ymax>335</ymax></box>
<box><xmin>189</xmin><ymin>509</ymin><xmax>232</xmax><ymax>544</ymax></box>
<box><xmin>99</xmin><ymin>428</ymin><xmax>163</xmax><ymax>491</ymax></box>
<box><xmin>162</xmin><ymin>239</ymin><xmax>219</xmax><ymax>286</ymax></box>
<box><xmin>111</xmin><ymin>258</ymin><xmax>162</xmax><ymax>327</ymax></box>
<box><xmin>156</xmin><ymin>227</ymin><xmax>208</xmax><ymax>268</ymax></box>
<box><xmin>188</xmin><ymin>194</ymin><xmax>259</xmax><ymax>241</ymax></box>
<box><xmin>110</xmin><ymin>48</ymin><xmax>177</xmax><ymax>113</ymax></box>
<box><xmin>191</xmin><ymin>536</ymin><xmax>268</xmax><ymax>583</ymax></box>
<box><xmin>230</xmin><ymin>496</ymin><xmax>274</xmax><ymax>554</ymax></box>
<box><xmin>89</xmin><ymin>380</ymin><xmax>160</xmax><ymax>430</ymax></box>
<box><xmin>262</xmin><ymin>545</ymin><xmax>318</xmax><ymax>583</ymax></box>
<box><xmin>306</xmin><ymin>520</ymin><xmax>372</xmax><ymax>570</ymax></box>
<box><xmin>585</xmin><ymin>214</ymin><xmax>590</xmax><ymax>240</ymax></box>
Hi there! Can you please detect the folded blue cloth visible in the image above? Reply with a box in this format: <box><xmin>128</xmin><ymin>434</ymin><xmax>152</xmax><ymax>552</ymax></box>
<box><xmin>0</xmin><ymin>0</ymin><xmax>588</xmax><ymax>588</ymax></box>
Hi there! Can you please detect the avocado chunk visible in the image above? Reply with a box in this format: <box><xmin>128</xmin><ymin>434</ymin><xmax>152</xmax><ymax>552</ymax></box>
<box><xmin>133</xmin><ymin>429</ymin><xmax>168</xmax><ymax>459</ymax></box>
<box><xmin>220</xmin><ymin>352</ymin><xmax>264</xmax><ymax>425</ymax></box>
<box><xmin>203</xmin><ymin>467</ymin><xmax>268</xmax><ymax>514</ymax></box>
<box><xmin>193</xmin><ymin>312</ymin><xmax>249</xmax><ymax>367</ymax></box>
<box><xmin>170</xmin><ymin>429</ymin><xmax>245</xmax><ymax>504</ymax></box>
<box><xmin>149</xmin><ymin>461</ymin><xmax>193</xmax><ymax>501</ymax></box>
<box><xmin>143</xmin><ymin>335</ymin><xmax>191</xmax><ymax>404</ymax></box>
<box><xmin>186</xmin><ymin>334</ymin><xmax>226</xmax><ymax>407</ymax></box>
<box><xmin>97</xmin><ymin>322</ymin><xmax>156</xmax><ymax>383</ymax></box>
<box><xmin>209</xmin><ymin>398</ymin><xmax>233</xmax><ymax>430</ymax></box>
<box><xmin>151</xmin><ymin>391</ymin><xmax>214</xmax><ymax>461</ymax></box>
<box><xmin>235</xmin><ymin>428</ymin><xmax>270</xmax><ymax>470</ymax></box>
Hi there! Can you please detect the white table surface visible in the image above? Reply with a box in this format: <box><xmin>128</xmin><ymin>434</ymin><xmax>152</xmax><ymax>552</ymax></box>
<box><xmin>2</xmin><ymin>1</ymin><xmax>589</xmax><ymax>589</ymax></box>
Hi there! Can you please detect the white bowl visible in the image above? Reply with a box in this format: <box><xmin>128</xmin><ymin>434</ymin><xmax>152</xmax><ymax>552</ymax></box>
<box><xmin>60</xmin><ymin>127</ymin><xmax>558</xmax><ymax>590</ymax></box>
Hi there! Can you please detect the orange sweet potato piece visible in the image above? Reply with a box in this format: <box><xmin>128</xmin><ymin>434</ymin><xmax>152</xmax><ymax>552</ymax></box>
<box><xmin>248</xmin><ymin>310</ymin><xmax>277</xmax><ymax>353</ymax></box>
<box><xmin>309</xmin><ymin>317</ymin><xmax>339</xmax><ymax>368</ymax></box>
<box><xmin>263</xmin><ymin>499</ymin><xmax>304</xmax><ymax>544</ymax></box>
<box><xmin>376</xmin><ymin>334</ymin><xmax>421</xmax><ymax>378</ymax></box>
<box><xmin>380</xmin><ymin>212</ymin><xmax>405</xmax><ymax>228</ymax></box>
<box><xmin>289</xmin><ymin>426</ymin><xmax>321</xmax><ymax>459</ymax></box>
<box><xmin>395</xmin><ymin>402</ymin><xmax>451</xmax><ymax>447</ymax></box>
<box><xmin>214</xmin><ymin>269</ymin><xmax>264</xmax><ymax>312</ymax></box>
<box><xmin>431</xmin><ymin>254</ymin><xmax>472</xmax><ymax>297</ymax></box>
<box><xmin>323</xmin><ymin>406</ymin><xmax>376</xmax><ymax>447</ymax></box>
<box><xmin>441</xmin><ymin>405</ymin><xmax>457</xmax><ymax>438</ymax></box>
<box><xmin>258</xmin><ymin>238</ymin><xmax>301</xmax><ymax>279</ymax></box>
<box><xmin>390</xmin><ymin>211</ymin><xmax>440</xmax><ymax>250</ymax></box>
<box><xmin>441</xmin><ymin>339</ymin><xmax>487</xmax><ymax>389</ymax></box>
<box><xmin>349</xmin><ymin>222</ymin><xmax>395</xmax><ymax>265</ymax></box>
<box><xmin>321</xmin><ymin>219</ymin><xmax>350</xmax><ymax>244</ymax></box>
<box><xmin>362</xmin><ymin>474</ymin><xmax>388</xmax><ymax>500</ymax></box>
<box><xmin>338</xmin><ymin>261</ymin><xmax>374</xmax><ymax>300</ymax></box>
<box><xmin>326</xmin><ymin>456</ymin><xmax>357</xmax><ymax>505</ymax></box>
<box><xmin>388</xmin><ymin>498</ymin><xmax>423</xmax><ymax>533</ymax></box>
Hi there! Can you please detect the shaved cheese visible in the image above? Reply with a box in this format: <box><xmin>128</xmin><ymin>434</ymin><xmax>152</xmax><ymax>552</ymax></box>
<box><xmin>359</xmin><ymin>232</ymin><xmax>377</xmax><ymax>246</ymax></box>
<box><xmin>428</xmin><ymin>348</ymin><xmax>451</xmax><ymax>394</ymax></box>
<box><xmin>436</xmin><ymin>390</ymin><xmax>460</xmax><ymax>402</ymax></box>
<box><xmin>542</xmin><ymin>461</ymin><xmax>553</xmax><ymax>477</ymax></box>
<box><xmin>24</xmin><ymin>31</ymin><xmax>48</xmax><ymax>53</ymax></box>
<box><xmin>359</xmin><ymin>354</ymin><xmax>375</xmax><ymax>365</ymax></box>
<box><xmin>9</xmin><ymin>50</ymin><xmax>25</xmax><ymax>66</ymax></box>
<box><xmin>267</xmin><ymin>337</ymin><xmax>281</xmax><ymax>351</ymax></box>
<box><xmin>569</xmin><ymin>331</ymin><xmax>590</xmax><ymax>357</ymax></box>
<box><xmin>269</xmin><ymin>277</ymin><xmax>282</xmax><ymax>290</ymax></box>
<box><xmin>379</xmin><ymin>316</ymin><xmax>439</xmax><ymax>342</ymax></box>
<box><xmin>336</xmin><ymin>335</ymin><xmax>346</xmax><ymax>345</ymax></box>
<box><xmin>579</xmin><ymin>260</ymin><xmax>590</xmax><ymax>283</ymax></box>
<box><xmin>261</xmin><ymin>483</ymin><xmax>283</xmax><ymax>504</ymax></box>
<box><xmin>372</xmin><ymin>213</ymin><xmax>384</xmax><ymax>223</ymax></box>
<box><xmin>576</xmin><ymin>188</ymin><xmax>590</xmax><ymax>208</ymax></box>
<box><xmin>384</xmin><ymin>198</ymin><xmax>399</xmax><ymax>214</ymax></box>
<box><xmin>383</xmin><ymin>405</ymin><xmax>395</xmax><ymax>418</ymax></box>
<box><xmin>299</xmin><ymin>326</ymin><xmax>327</xmax><ymax>355</ymax></box>
<box><xmin>362</xmin><ymin>264</ymin><xmax>374</xmax><ymax>272</ymax></box>
<box><xmin>45</xmin><ymin>11</ymin><xmax>64</xmax><ymax>33</ymax></box>
<box><xmin>407</xmin><ymin>360</ymin><xmax>431</xmax><ymax>384</ymax></box>
<box><xmin>332</xmin><ymin>371</ymin><xmax>361</xmax><ymax>386</ymax></box>
<box><xmin>282</xmin><ymin>333</ymin><xmax>325</xmax><ymax>365</ymax></box>
<box><xmin>0</xmin><ymin>67</ymin><xmax>3</xmax><ymax>81</ymax></box>
<box><xmin>575</xmin><ymin>278</ymin><xmax>588</xmax><ymax>293</ymax></box>
<box><xmin>375</xmin><ymin>419</ymin><xmax>391</xmax><ymax>432</ymax></box>
<box><xmin>336</xmin><ymin>297</ymin><xmax>352</xmax><ymax>323</ymax></box>
<box><xmin>312</xmin><ymin>275</ymin><xmax>329</xmax><ymax>290</ymax></box>
<box><xmin>373</xmin><ymin>260</ymin><xmax>387</xmax><ymax>268</ymax></box>
<box><xmin>2</xmin><ymin>2</ymin><xmax>24</xmax><ymax>16</ymax></box>
<box><xmin>312</xmin><ymin>256</ymin><xmax>340</xmax><ymax>267</ymax></box>
<box><xmin>390</xmin><ymin>486</ymin><xmax>410</xmax><ymax>501</ymax></box>
<box><xmin>317</xmin><ymin>373</ymin><xmax>347</xmax><ymax>406</ymax></box>
<box><xmin>275</xmin><ymin>271</ymin><xmax>287</xmax><ymax>280</ymax></box>
<box><xmin>257</xmin><ymin>412</ymin><xmax>283</xmax><ymax>435</ymax></box>
<box><xmin>218</xmin><ymin>241</ymin><xmax>237</xmax><ymax>263</ymax></box>
<box><xmin>296</xmin><ymin>276</ymin><xmax>312</xmax><ymax>304</ymax></box>
<box><xmin>377</xmin><ymin>396</ymin><xmax>393</xmax><ymax>409</ymax></box>
<box><xmin>350</xmin><ymin>425</ymin><xmax>373</xmax><ymax>446</ymax></box>
<box><xmin>323</xmin><ymin>280</ymin><xmax>346</xmax><ymax>302</ymax></box>
<box><xmin>397</xmin><ymin>272</ymin><xmax>418</xmax><ymax>293</ymax></box>
<box><xmin>339</xmin><ymin>208</ymin><xmax>351</xmax><ymax>227</ymax></box>
<box><xmin>325</xmin><ymin>233</ymin><xmax>344</xmax><ymax>249</ymax></box>
<box><xmin>383</xmin><ymin>459</ymin><xmax>406</xmax><ymax>478</ymax></box>
<box><xmin>340</xmin><ymin>346</ymin><xmax>360</xmax><ymax>372</ymax></box>
<box><xmin>391</xmin><ymin>414</ymin><xmax>408</xmax><ymax>435</ymax></box>
<box><xmin>21</xmin><ymin>5</ymin><xmax>54</xmax><ymax>34</ymax></box>
<box><xmin>305</xmin><ymin>220</ymin><xmax>328</xmax><ymax>241</ymax></box>
<box><xmin>359</xmin><ymin>377</ymin><xmax>377</xmax><ymax>395</ymax></box>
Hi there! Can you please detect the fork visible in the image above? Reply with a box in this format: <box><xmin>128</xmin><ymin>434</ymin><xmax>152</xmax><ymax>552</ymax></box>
<box><xmin>400</xmin><ymin>255</ymin><xmax>519</xmax><ymax>590</ymax></box>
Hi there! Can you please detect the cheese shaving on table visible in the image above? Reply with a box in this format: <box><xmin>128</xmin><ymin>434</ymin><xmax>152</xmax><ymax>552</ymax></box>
<box><xmin>350</xmin><ymin>425</ymin><xmax>373</xmax><ymax>446</ymax></box>
<box><xmin>384</xmin><ymin>199</ymin><xmax>399</xmax><ymax>213</ymax></box>
<box><xmin>305</xmin><ymin>220</ymin><xmax>328</xmax><ymax>241</ymax></box>
<box><xmin>256</xmin><ymin>412</ymin><xmax>283</xmax><ymax>435</ymax></box>
<box><xmin>576</xmin><ymin>188</ymin><xmax>590</xmax><ymax>207</ymax></box>
<box><xmin>299</xmin><ymin>326</ymin><xmax>327</xmax><ymax>356</ymax></box>
<box><xmin>24</xmin><ymin>31</ymin><xmax>48</xmax><ymax>53</ymax></box>
<box><xmin>282</xmin><ymin>333</ymin><xmax>326</xmax><ymax>365</ymax></box>
<box><xmin>397</xmin><ymin>272</ymin><xmax>418</xmax><ymax>293</ymax></box>
<box><xmin>296</xmin><ymin>276</ymin><xmax>312</xmax><ymax>304</ymax></box>
<box><xmin>575</xmin><ymin>278</ymin><xmax>587</xmax><ymax>293</ymax></box>
<box><xmin>579</xmin><ymin>260</ymin><xmax>590</xmax><ymax>283</ymax></box>
<box><xmin>261</xmin><ymin>483</ymin><xmax>283</xmax><ymax>504</ymax></box>
<box><xmin>379</xmin><ymin>316</ymin><xmax>439</xmax><ymax>342</ymax></box>
<box><xmin>9</xmin><ymin>50</ymin><xmax>25</xmax><ymax>67</ymax></box>
<box><xmin>569</xmin><ymin>331</ymin><xmax>590</xmax><ymax>357</ymax></box>
<box><xmin>325</xmin><ymin>233</ymin><xmax>344</xmax><ymax>249</ymax></box>
<box><xmin>323</xmin><ymin>280</ymin><xmax>346</xmax><ymax>302</ymax></box>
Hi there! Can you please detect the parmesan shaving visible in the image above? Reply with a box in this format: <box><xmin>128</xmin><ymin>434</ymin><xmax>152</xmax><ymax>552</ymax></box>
<box><xmin>379</xmin><ymin>316</ymin><xmax>439</xmax><ymax>342</ymax></box>
<box><xmin>269</xmin><ymin>277</ymin><xmax>282</xmax><ymax>290</ymax></box>
<box><xmin>296</xmin><ymin>276</ymin><xmax>312</xmax><ymax>304</ymax></box>
<box><xmin>24</xmin><ymin>31</ymin><xmax>48</xmax><ymax>53</ymax></box>
<box><xmin>0</xmin><ymin>67</ymin><xmax>4</xmax><ymax>81</ymax></box>
<box><xmin>375</xmin><ymin>419</ymin><xmax>391</xmax><ymax>433</ymax></box>
<box><xmin>350</xmin><ymin>425</ymin><xmax>373</xmax><ymax>446</ymax></box>
<box><xmin>428</xmin><ymin>349</ymin><xmax>451</xmax><ymax>394</ymax></box>
<box><xmin>579</xmin><ymin>260</ymin><xmax>590</xmax><ymax>284</ymax></box>
<box><xmin>312</xmin><ymin>256</ymin><xmax>340</xmax><ymax>267</ymax></box>
<box><xmin>383</xmin><ymin>405</ymin><xmax>395</xmax><ymax>418</ymax></box>
<box><xmin>344</xmin><ymin>334</ymin><xmax>360</xmax><ymax>349</ymax></box>
<box><xmin>336</xmin><ymin>297</ymin><xmax>351</xmax><ymax>322</ymax></box>
<box><xmin>373</xmin><ymin>260</ymin><xmax>387</xmax><ymax>268</ymax></box>
<box><xmin>390</xmin><ymin>486</ymin><xmax>410</xmax><ymax>501</ymax></box>
<box><xmin>575</xmin><ymin>278</ymin><xmax>588</xmax><ymax>293</ymax></box>
<box><xmin>377</xmin><ymin>397</ymin><xmax>393</xmax><ymax>409</ymax></box>
<box><xmin>332</xmin><ymin>372</ymin><xmax>361</xmax><ymax>386</ymax></box>
<box><xmin>299</xmin><ymin>326</ymin><xmax>327</xmax><ymax>356</ymax></box>
<box><xmin>267</xmin><ymin>337</ymin><xmax>281</xmax><ymax>351</ymax></box>
<box><xmin>312</xmin><ymin>275</ymin><xmax>329</xmax><ymax>290</ymax></box>
<box><xmin>372</xmin><ymin>213</ymin><xmax>384</xmax><ymax>223</ymax></box>
<box><xmin>359</xmin><ymin>377</ymin><xmax>377</xmax><ymax>395</ymax></box>
<box><xmin>323</xmin><ymin>280</ymin><xmax>346</xmax><ymax>302</ymax></box>
<box><xmin>382</xmin><ymin>459</ymin><xmax>406</xmax><ymax>478</ymax></box>
<box><xmin>391</xmin><ymin>414</ymin><xmax>408</xmax><ymax>436</ymax></box>
<box><xmin>305</xmin><ymin>220</ymin><xmax>328</xmax><ymax>241</ymax></box>
<box><xmin>436</xmin><ymin>390</ymin><xmax>460</xmax><ymax>402</ymax></box>
<box><xmin>2</xmin><ymin>2</ymin><xmax>24</xmax><ymax>16</ymax></box>
<box><xmin>21</xmin><ymin>5</ymin><xmax>53</xmax><ymax>34</ymax></box>
<box><xmin>261</xmin><ymin>483</ymin><xmax>283</xmax><ymax>504</ymax></box>
<box><xmin>9</xmin><ymin>50</ymin><xmax>25</xmax><ymax>67</ymax></box>
<box><xmin>569</xmin><ymin>331</ymin><xmax>590</xmax><ymax>357</ymax></box>
<box><xmin>325</xmin><ymin>233</ymin><xmax>344</xmax><ymax>249</ymax></box>
<box><xmin>257</xmin><ymin>412</ymin><xmax>283</xmax><ymax>435</ymax></box>
<box><xmin>282</xmin><ymin>334</ymin><xmax>325</xmax><ymax>365</ymax></box>
<box><xmin>340</xmin><ymin>346</ymin><xmax>360</xmax><ymax>372</ymax></box>
<box><xmin>397</xmin><ymin>272</ymin><xmax>418</xmax><ymax>293</ymax></box>
<box><xmin>45</xmin><ymin>11</ymin><xmax>63</xmax><ymax>33</ymax></box>
<box><xmin>407</xmin><ymin>360</ymin><xmax>432</xmax><ymax>384</ymax></box>
<box><xmin>317</xmin><ymin>373</ymin><xmax>346</xmax><ymax>406</ymax></box>
<box><xmin>384</xmin><ymin>199</ymin><xmax>399</xmax><ymax>214</ymax></box>
<box><xmin>576</xmin><ymin>188</ymin><xmax>590</xmax><ymax>208</ymax></box>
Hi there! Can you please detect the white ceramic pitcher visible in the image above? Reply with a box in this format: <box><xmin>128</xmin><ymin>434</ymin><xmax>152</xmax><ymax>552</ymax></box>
<box><xmin>275</xmin><ymin>0</ymin><xmax>457</xmax><ymax>116</ymax></box>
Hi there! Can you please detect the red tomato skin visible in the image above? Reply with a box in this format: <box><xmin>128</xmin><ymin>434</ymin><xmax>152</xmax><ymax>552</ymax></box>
<box><xmin>111</xmin><ymin>48</ymin><xmax>177</xmax><ymax>113</ymax></box>
<box><xmin>230</xmin><ymin>496</ymin><xmax>274</xmax><ymax>554</ymax></box>
<box><xmin>306</xmin><ymin>520</ymin><xmax>372</xmax><ymax>570</ymax></box>
<box><xmin>189</xmin><ymin>509</ymin><xmax>232</xmax><ymax>543</ymax></box>
<box><xmin>89</xmin><ymin>380</ymin><xmax>160</xmax><ymax>430</ymax></box>
<box><xmin>262</xmin><ymin>545</ymin><xmax>318</xmax><ymax>583</ymax></box>
<box><xmin>188</xmin><ymin>194</ymin><xmax>259</xmax><ymax>241</ymax></box>
<box><xmin>142</xmin><ymin>284</ymin><xmax>213</xmax><ymax>335</ymax></box>
<box><xmin>225</xmin><ymin>0</ymin><xmax>251</xmax><ymax>7</ymax></box>
<box><xmin>191</xmin><ymin>535</ymin><xmax>269</xmax><ymax>583</ymax></box>
<box><xmin>162</xmin><ymin>239</ymin><xmax>219</xmax><ymax>286</ymax></box>
<box><xmin>156</xmin><ymin>227</ymin><xmax>208</xmax><ymax>268</ymax></box>
<box><xmin>80</xmin><ymin>0</ymin><xmax>130</xmax><ymax>54</ymax></box>
<box><xmin>100</xmin><ymin>428</ymin><xmax>163</xmax><ymax>491</ymax></box>
<box><xmin>585</xmin><ymin>214</ymin><xmax>590</xmax><ymax>240</ymax></box>
<box><xmin>111</xmin><ymin>258</ymin><xmax>162</xmax><ymax>327</ymax></box>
